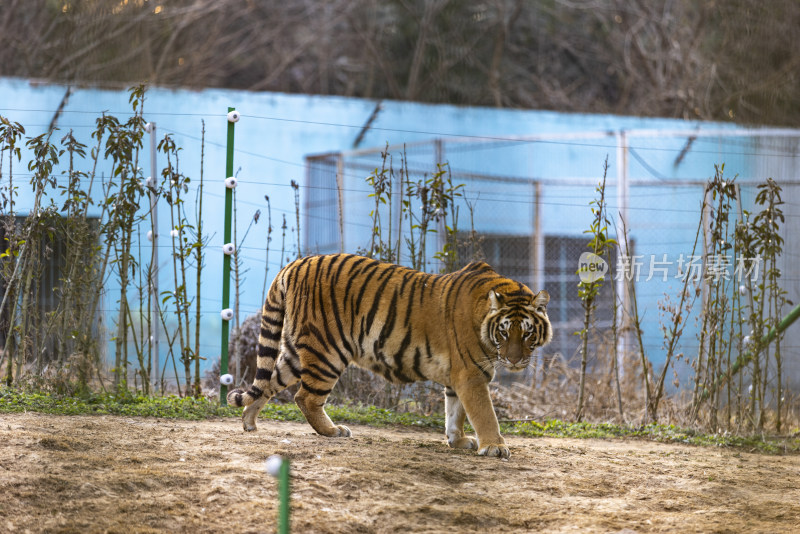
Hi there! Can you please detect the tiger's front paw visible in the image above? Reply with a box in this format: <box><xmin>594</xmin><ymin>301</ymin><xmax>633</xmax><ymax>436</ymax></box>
<box><xmin>448</xmin><ymin>436</ymin><xmax>478</xmax><ymax>450</ymax></box>
<box><xmin>478</xmin><ymin>443</ymin><xmax>510</xmax><ymax>459</ymax></box>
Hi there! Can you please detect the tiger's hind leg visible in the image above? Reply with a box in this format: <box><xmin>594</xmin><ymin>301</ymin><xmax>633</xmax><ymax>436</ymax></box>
<box><xmin>229</xmin><ymin>286</ymin><xmax>286</xmax><ymax>431</ymax></box>
<box><xmin>241</xmin><ymin>396</ymin><xmax>269</xmax><ymax>432</ymax></box>
<box><xmin>293</xmin><ymin>347</ymin><xmax>351</xmax><ymax>437</ymax></box>
<box><xmin>240</xmin><ymin>348</ymin><xmax>303</xmax><ymax>431</ymax></box>
<box><xmin>444</xmin><ymin>386</ymin><xmax>477</xmax><ymax>450</ymax></box>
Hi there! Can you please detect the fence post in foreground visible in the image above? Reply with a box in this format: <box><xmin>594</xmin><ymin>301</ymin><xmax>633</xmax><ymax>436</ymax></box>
<box><xmin>266</xmin><ymin>455</ymin><xmax>291</xmax><ymax>534</ymax></box>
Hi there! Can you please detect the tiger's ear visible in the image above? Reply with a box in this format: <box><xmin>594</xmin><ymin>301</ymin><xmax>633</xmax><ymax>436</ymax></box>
<box><xmin>488</xmin><ymin>290</ymin><xmax>504</xmax><ymax>312</ymax></box>
<box><xmin>532</xmin><ymin>290</ymin><xmax>549</xmax><ymax>313</ymax></box>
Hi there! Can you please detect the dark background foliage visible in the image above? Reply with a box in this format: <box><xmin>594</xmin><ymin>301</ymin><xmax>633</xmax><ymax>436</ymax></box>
<box><xmin>2</xmin><ymin>0</ymin><xmax>798</xmax><ymax>125</ymax></box>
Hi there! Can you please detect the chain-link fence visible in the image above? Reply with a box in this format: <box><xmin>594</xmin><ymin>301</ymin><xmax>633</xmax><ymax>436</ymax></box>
<box><xmin>306</xmin><ymin>129</ymin><xmax>800</xmax><ymax>389</ymax></box>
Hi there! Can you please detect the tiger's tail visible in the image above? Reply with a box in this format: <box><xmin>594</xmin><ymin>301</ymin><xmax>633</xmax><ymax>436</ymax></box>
<box><xmin>226</xmin><ymin>276</ymin><xmax>284</xmax><ymax>407</ymax></box>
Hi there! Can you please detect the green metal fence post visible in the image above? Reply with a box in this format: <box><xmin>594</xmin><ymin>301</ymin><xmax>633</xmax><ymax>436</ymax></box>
<box><xmin>266</xmin><ymin>455</ymin><xmax>291</xmax><ymax>534</ymax></box>
<box><xmin>220</xmin><ymin>107</ymin><xmax>237</xmax><ymax>405</ymax></box>
<box><xmin>278</xmin><ymin>459</ymin><xmax>290</xmax><ymax>534</ymax></box>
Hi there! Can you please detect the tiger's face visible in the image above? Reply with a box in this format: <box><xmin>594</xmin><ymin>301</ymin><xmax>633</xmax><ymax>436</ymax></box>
<box><xmin>482</xmin><ymin>289</ymin><xmax>552</xmax><ymax>372</ymax></box>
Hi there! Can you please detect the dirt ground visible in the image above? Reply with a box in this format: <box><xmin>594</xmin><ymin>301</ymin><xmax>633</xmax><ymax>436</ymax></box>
<box><xmin>1</xmin><ymin>413</ymin><xmax>799</xmax><ymax>534</ymax></box>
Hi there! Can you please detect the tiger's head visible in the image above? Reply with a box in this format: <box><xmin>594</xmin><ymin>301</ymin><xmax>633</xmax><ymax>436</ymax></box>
<box><xmin>481</xmin><ymin>289</ymin><xmax>552</xmax><ymax>372</ymax></box>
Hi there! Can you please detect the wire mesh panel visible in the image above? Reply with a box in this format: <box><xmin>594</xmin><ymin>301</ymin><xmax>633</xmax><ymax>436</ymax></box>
<box><xmin>0</xmin><ymin>215</ymin><xmax>103</xmax><ymax>363</ymax></box>
<box><xmin>305</xmin><ymin>154</ymin><xmax>342</xmax><ymax>253</ymax></box>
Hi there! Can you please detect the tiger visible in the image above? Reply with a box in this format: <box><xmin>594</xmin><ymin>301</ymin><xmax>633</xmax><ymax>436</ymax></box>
<box><xmin>227</xmin><ymin>253</ymin><xmax>552</xmax><ymax>458</ymax></box>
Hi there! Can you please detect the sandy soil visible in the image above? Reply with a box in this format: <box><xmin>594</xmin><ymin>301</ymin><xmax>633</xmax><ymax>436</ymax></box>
<box><xmin>0</xmin><ymin>412</ymin><xmax>799</xmax><ymax>533</ymax></box>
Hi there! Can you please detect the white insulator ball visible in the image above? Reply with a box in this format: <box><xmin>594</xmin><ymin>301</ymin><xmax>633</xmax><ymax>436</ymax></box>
<box><xmin>265</xmin><ymin>455</ymin><xmax>284</xmax><ymax>478</ymax></box>
<box><xmin>222</xmin><ymin>243</ymin><xmax>235</xmax><ymax>255</ymax></box>
<box><xmin>225</xmin><ymin>176</ymin><xmax>238</xmax><ymax>189</ymax></box>
<box><xmin>220</xmin><ymin>308</ymin><xmax>234</xmax><ymax>321</ymax></box>
<box><xmin>144</xmin><ymin>122</ymin><xmax>155</xmax><ymax>133</ymax></box>
<box><xmin>739</xmin><ymin>285</ymin><xmax>747</xmax><ymax>296</ymax></box>
<box><xmin>146</xmin><ymin>230</ymin><xmax>153</xmax><ymax>242</ymax></box>
<box><xmin>227</xmin><ymin>110</ymin><xmax>241</xmax><ymax>123</ymax></box>
<box><xmin>170</xmin><ymin>229</ymin><xmax>179</xmax><ymax>238</ymax></box>
<box><xmin>220</xmin><ymin>373</ymin><xmax>234</xmax><ymax>386</ymax></box>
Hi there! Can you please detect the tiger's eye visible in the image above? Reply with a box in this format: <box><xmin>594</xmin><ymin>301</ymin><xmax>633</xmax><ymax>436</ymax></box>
<box><xmin>497</xmin><ymin>325</ymin><xmax>509</xmax><ymax>339</ymax></box>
